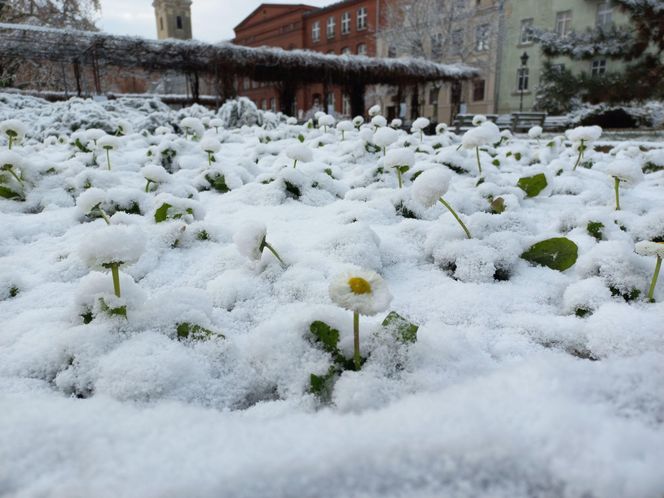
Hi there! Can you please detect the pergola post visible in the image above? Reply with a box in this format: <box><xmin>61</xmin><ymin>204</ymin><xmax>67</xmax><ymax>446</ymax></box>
<box><xmin>278</xmin><ymin>82</ymin><xmax>296</xmax><ymax>116</ymax></box>
<box><xmin>350</xmin><ymin>81</ymin><xmax>365</xmax><ymax>117</ymax></box>
<box><xmin>72</xmin><ymin>59</ymin><xmax>82</xmax><ymax>97</ymax></box>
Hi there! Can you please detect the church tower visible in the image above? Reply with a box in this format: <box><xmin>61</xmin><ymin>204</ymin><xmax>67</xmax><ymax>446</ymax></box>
<box><xmin>153</xmin><ymin>0</ymin><xmax>193</xmax><ymax>40</ymax></box>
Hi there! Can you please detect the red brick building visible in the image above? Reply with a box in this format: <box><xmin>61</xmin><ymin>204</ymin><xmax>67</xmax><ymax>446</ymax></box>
<box><xmin>233</xmin><ymin>1</ymin><xmax>384</xmax><ymax>118</ymax></box>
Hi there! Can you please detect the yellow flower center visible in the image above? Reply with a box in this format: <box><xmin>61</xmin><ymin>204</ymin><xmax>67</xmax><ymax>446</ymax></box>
<box><xmin>348</xmin><ymin>277</ymin><xmax>372</xmax><ymax>295</ymax></box>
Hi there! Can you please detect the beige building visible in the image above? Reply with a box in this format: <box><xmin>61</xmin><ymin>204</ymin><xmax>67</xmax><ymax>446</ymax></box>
<box><xmin>153</xmin><ymin>0</ymin><xmax>193</xmax><ymax>40</ymax></box>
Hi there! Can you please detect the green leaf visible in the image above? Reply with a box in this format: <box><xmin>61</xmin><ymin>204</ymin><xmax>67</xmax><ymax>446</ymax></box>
<box><xmin>586</xmin><ymin>221</ymin><xmax>604</xmax><ymax>241</ymax></box>
<box><xmin>381</xmin><ymin>311</ymin><xmax>418</xmax><ymax>343</ymax></box>
<box><xmin>489</xmin><ymin>196</ymin><xmax>506</xmax><ymax>214</ymax></box>
<box><xmin>324</xmin><ymin>168</ymin><xmax>334</xmax><ymax>178</ymax></box>
<box><xmin>74</xmin><ymin>138</ymin><xmax>91</xmax><ymax>153</ymax></box>
<box><xmin>154</xmin><ymin>202</ymin><xmax>172</xmax><ymax>223</ymax></box>
<box><xmin>176</xmin><ymin>322</ymin><xmax>224</xmax><ymax>341</ymax></box>
<box><xmin>0</xmin><ymin>185</ymin><xmax>22</xmax><ymax>200</ymax></box>
<box><xmin>410</xmin><ymin>170</ymin><xmax>423</xmax><ymax>182</ymax></box>
<box><xmin>517</xmin><ymin>173</ymin><xmax>548</xmax><ymax>197</ymax></box>
<box><xmin>309</xmin><ymin>321</ymin><xmax>340</xmax><ymax>355</ymax></box>
<box><xmin>476</xmin><ymin>177</ymin><xmax>485</xmax><ymax>187</ymax></box>
<box><xmin>298</xmin><ymin>134</ymin><xmax>305</xmax><ymax>143</ymax></box>
<box><xmin>284</xmin><ymin>180</ymin><xmax>301</xmax><ymax>198</ymax></box>
<box><xmin>514</xmin><ymin>152</ymin><xmax>522</xmax><ymax>161</ymax></box>
<box><xmin>492</xmin><ymin>158</ymin><xmax>500</xmax><ymax>167</ymax></box>
<box><xmin>205</xmin><ymin>173</ymin><xmax>230</xmax><ymax>193</ymax></box>
<box><xmin>396</xmin><ymin>165</ymin><xmax>410</xmax><ymax>174</ymax></box>
<box><xmin>309</xmin><ymin>367</ymin><xmax>338</xmax><ymax>402</ymax></box>
<box><xmin>521</xmin><ymin>237</ymin><xmax>578</xmax><ymax>271</ymax></box>
<box><xmin>98</xmin><ymin>298</ymin><xmax>127</xmax><ymax>319</ymax></box>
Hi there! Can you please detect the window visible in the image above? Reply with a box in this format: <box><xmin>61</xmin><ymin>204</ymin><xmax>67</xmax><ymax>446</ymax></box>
<box><xmin>261</xmin><ymin>99</ymin><xmax>267</xmax><ymax>111</ymax></box>
<box><xmin>597</xmin><ymin>1</ymin><xmax>613</xmax><ymax>27</ymax></box>
<box><xmin>591</xmin><ymin>59</ymin><xmax>607</xmax><ymax>76</ymax></box>
<box><xmin>312</xmin><ymin>21</ymin><xmax>320</xmax><ymax>42</ymax></box>
<box><xmin>341</xmin><ymin>12</ymin><xmax>351</xmax><ymax>34</ymax></box>
<box><xmin>243</xmin><ymin>78</ymin><xmax>250</xmax><ymax>90</ymax></box>
<box><xmin>429</xmin><ymin>87</ymin><xmax>439</xmax><ymax>105</ymax></box>
<box><xmin>176</xmin><ymin>16</ymin><xmax>183</xmax><ymax>29</ymax></box>
<box><xmin>550</xmin><ymin>63</ymin><xmax>565</xmax><ymax>73</ymax></box>
<box><xmin>431</xmin><ymin>33</ymin><xmax>443</xmax><ymax>57</ymax></box>
<box><xmin>358</xmin><ymin>43</ymin><xmax>368</xmax><ymax>56</ymax></box>
<box><xmin>519</xmin><ymin>18</ymin><xmax>533</xmax><ymax>44</ymax></box>
<box><xmin>517</xmin><ymin>67</ymin><xmax>529</xmax><ymax>91</ymax></box>
<box><xmin>357</xmin><ymin>7</ymin><xmax>367</xmax><ymax>30</ymax></box>
<box><xmin>555</xmin><ymin>11</ymin><xmax>572</xmax><ymax>37</ymax></box>
<box><xmin>451</xmin><ymin>29</ymin><xmax>464</xmax><ymax>55</ymax></box>
<box><xmin>475</xmin><ymin>24</ymin><xmax>490</xmax><ymax>51</ymax></box>
<box><xmin>473</xmin><ymin>79</ymin><xmax>485</xmax><ymax>101</ymax></box>
<box><xmin>341</xmin><ymin>47</ymin><xmax>351</xmax><ymax>55</ymax></box>
<box><xmin>387</xmin><ymin>45</ymin><xmax>396</xmax><ymax>57</ymax></box>
<box><xmin>327</xmin><ymin>92</ymin><xmax>335</xmax><ymax>114</ymax></box>
<box><xmin>327</xmin><ymin>16</ymin><xmax>336</xmax><ymax>38</ymax></box>
<box><xmin>270</xmin><ymin>97</ymin><xmax>276</xmax><ymax>112</ymax></box>
<box><xmin>342</xmin><ymin>94</ymin><xmax>351</xmax><ymax>116</ymax></box>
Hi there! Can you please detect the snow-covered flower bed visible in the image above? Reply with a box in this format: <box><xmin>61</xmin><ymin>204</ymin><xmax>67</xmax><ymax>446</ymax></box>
<box><xmin>1</xmin><ymin>94</ymin><xmax>664</xmax><ymax>498</ymax></box>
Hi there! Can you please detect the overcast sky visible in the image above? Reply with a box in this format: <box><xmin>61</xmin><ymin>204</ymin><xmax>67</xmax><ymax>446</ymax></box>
<box><xmin>98</xmin><ymin>0</ymin><xmax>331</xmax><ymax>42</ymax></box>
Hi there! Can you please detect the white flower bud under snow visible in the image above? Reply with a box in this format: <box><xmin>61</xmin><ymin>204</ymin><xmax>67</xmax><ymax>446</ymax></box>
<box><xmin>472</xmin><ymin>115</ymin><xmax>487</xmax><ymax>126</ymax></box>
<box><xmin>233</xmin><ymin>221</ymin><xmax>267</xmax><ymax>261</ymax></box>
<box><xmin>318</xmin><ymin>114</ymin><xmax>335</xmax><ymax>128</ymax></box>
<box><xmin>604</xmin><ymin>159</ymin><xmax>643</xmax><ymax>184</ymax></box>
<box><xmin>76</xmin><ymin>187</ymin><xmax>107</xmax><ymax>215</ymax></box>
<box><xmin>565</xmin><ymin>125</ymin><xmax>602</xmax><ymax>143</ymax></box>
<box><xmin>86</xmin><ymin>128</ymin><xmax>106</xmax><ymax>143</ymax></box>
<box><xmin>435</xmin><ymin>123</ymin><xmax>448</xmax><ymax>135</ymax></box>
<box><xmin>0</xmin><ymin>119</ymin><xmax>27</xmax><ymax>141</ymax></box>
<box><xmin>0</xmin><ymin>151</ymin><xmax>25</xmax><ymax>170</ymax></box>
<box><xmin>359</xmin><ymin>128</ymin><xmax>374</xmax><ymax>143</ymax></box>
<box><xmin>528</xmin><ymin>126</ymin><xmax>543</xmax><ymax>139</ymax></box>
<box><xmin>462</xmin><ymin>121</ymin><xmax>501</xmax><ymax>149</ymax></box>
<box><xmin>384</xmin><ymin>147</ymin><xmax>415</xmax><ymax>168</ymax></box>
<box><xmin>411</xmin><ymin>117</ymin><xmax>430</xmax><ymax>131</ymax></box>
<box><xmin>199</xmin><ymin>137</ymin><xmax>221</xmax><ymax>154</ymax></box>
<box><xmin>411</xmin><ymin>168</ymin><xmax>451</xmax><ymax>207</ymax></box>
<box><xmin>371</xmin><ymin>115</ymin><xmax>387</xmax><ymax>128</ymax></box>
<box><xmin>635</xmin><ymin>241</ymin><xmax>664</xmax><ymax>259</ymax></box>
<box><xmin>368</xmin><ymin>105</ymin><xmax>381</xmax><ymax>117</ymax></box>
<box><xmin>210</xmin><ymin>118</ymin><xmax>224</xmax><ymax>129</ymax></box>
<box><xmin>391</xmin><ymin>119</ymin><xmax>403</xmax><ymax>128</ymax></box>
<box><xmin>373</xmin><ymin>127</ymin><xmax>398</xmax><ymax>148</ymax></box>
<box><xmin>78</xmin><ymin>225</ymin><xmax>146</xmax><ymax>268</ymax></box>
<box><xmin>336</xmin><ymin>120</ymin><xmax>354</xmax><ymax>132</ymax></box>
<box><xmin>286</xmin><ymin>117</ymin><xmax>298</xmax><ymax>125</ymax></box>
<box><xmin>329</xmin><ymin>268</ymin><xmax>392</xmax><ymax>316</ymax></box>
<box><xmin>286</xmin><ymin>143</ymin><xmax>313</xmax><ymax>163</ymax></box>
<box><xmin>142</xmin><ymin>164</ymin><xmax>171</xmax><ymax>184</ymax></box>
<box><xmin>180</xmin><ymin>117</ymin><xmax>205</xmax><ymax>138</ymax></box>
<box><xmin>97</xmin><ymin>135</ymin><xmax>119</xmax><ymax>151</ymax></box>
<box><xmin>352</xmin><ymin>116</ymin><xmax>364</xmax><ymax>127</ymax></box>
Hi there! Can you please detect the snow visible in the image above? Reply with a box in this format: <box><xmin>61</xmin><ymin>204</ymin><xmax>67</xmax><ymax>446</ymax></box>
<box><xmin>412</xmin><ymin>168</ymin><xmax>451</xmax><ymax>207</ymax></box>
<box><xmin>1</xmin><ymin>93</ymin><xmax>664</xmax><ymax>497</ymax></box>
<box><xmin>373</xmin><ymin>127</ymin><xmax>399</xmax><ymax>148</ymax></box>
<box><xmin>566</xmin><ymin>125</ymin><xmax>603</xmax><ymax>143</ymax></box>
<box><xmin>233</xmin><ymin>221</ymin><xmax>267</xmax><ymax>261</ymax></box>
<box><xmin>462</xmin><ymin>121</ymin><xmax>501</xmax><ymax>148</ymax></box>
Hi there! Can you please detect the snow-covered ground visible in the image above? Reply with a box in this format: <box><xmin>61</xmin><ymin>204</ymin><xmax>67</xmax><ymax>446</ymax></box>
<box><xmin>1</xmin><ymin>95</ymin><xmax>663</xmax><ymax>498</ymax></box>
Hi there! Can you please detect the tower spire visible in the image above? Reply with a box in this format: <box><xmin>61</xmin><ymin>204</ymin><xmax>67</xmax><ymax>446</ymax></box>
<box><xmin>153</xmin><ymin>0</ymin><xmax>192</xmax><ymax>40</ymax></box>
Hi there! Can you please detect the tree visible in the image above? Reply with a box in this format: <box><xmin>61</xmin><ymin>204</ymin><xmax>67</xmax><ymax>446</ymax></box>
<box><xmin>533</xmin><ymin>0</ymin><xmax>664</xmax><ymax>112</ymax></box>
<box><xmin>377</xmin><ymin>0</ymin><xmax>500</xmax><ymax>122</ymax></box>
<box><xmin>0</xmin><ymin>0</ymin><xmax>101</xmax><ymax>88</ymax></box>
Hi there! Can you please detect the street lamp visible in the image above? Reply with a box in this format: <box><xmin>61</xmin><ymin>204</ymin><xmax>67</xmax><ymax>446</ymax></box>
<box><xmin>519</xmin><ymin>51</ymin><xmax>529</xmax><ymax>112</ymax></box>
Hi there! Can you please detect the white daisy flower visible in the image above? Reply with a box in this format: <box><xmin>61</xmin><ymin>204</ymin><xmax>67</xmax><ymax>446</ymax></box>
<box><xmin>635</xmin><ymin>241</ymin><xmax>664</xmax><ymax>302</ymax></box>
<box><xmin>0</xmin><ymin>119</ymin><xmax>27</xmax><ymax>149</ymax></box>
<box><xmin>352</xmin><ymin>115</ymin><xmax>364</xmax><ymax>128</ymax></box>
<box><xmin>286</xmin><ymin>143</ymin><xmax>313</xmax><ymax>167</ymax></box>
<box><xmin>472</xmin><ymin>114</ymin><xmax>487</xmax><ymax>126</ymax></box>
<box><xmin>329</xmin><ymin>269</ymin><xmax>392</xmax><ymax>316</ymax></box>
<box><xmin>435</xmin><ymin>123</ymin><xmax>448</xmax><ymax>135</ymax></box>
<box><xmin>233</xmin><ymin>221</ymin><xmax>285</xmax><ymax>266</ymax></box>
<box><xmin>371</xmin><ymin>115</ymin><xmax>387</xmax><ymax>128</ymax></box>
<box><xmin>180</xmin><ymin>117</ymin><xmax>205</xmax><ymax>139</ymax></box>
<box><xmin>368</xmin><ymin>105</ymin><xmax>381</xmax><ymax>117</ymax></box>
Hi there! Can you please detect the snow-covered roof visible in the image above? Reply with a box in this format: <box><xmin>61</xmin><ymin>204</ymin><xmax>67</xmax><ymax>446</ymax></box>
<box><xmin>0</xmin><ymin>22</ymin><xmax>479</xmax><ymax>85</ymax></box>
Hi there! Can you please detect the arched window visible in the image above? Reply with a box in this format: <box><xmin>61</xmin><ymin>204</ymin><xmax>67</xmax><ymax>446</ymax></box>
<box><xmin>176</xmin><ymin>16</ymin><xmax>183</xmax><ymax>30</ymax></box>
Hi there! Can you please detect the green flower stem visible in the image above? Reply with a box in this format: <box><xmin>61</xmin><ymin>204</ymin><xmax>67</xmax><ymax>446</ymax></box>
<box><xmin>144</xmin><ymin>179</ymin><xmax>153</xmax><ymax>193</ymax></box>
<box><xmin>475</xmin><ymin>146</ymin><xmax>482</xmax><ymax>176</ymax></box>
<box><xmin>8</xmin><ymin>136</ymin><xmax>14</xmax><ymax>150</ymax></box>
<box><xmin>647</xmin><ymin>256</ymin><xmax>662</xmax><ymax>303</ymax></box>
<box><xmin>420</xmin><ymin>130</ymin><xmax>424</xmax><ymax>142</ymax></box>
<box><xmin>439</xmin><ymin>197</ymin><xmax>472</xmax><ymax>239</ymax></box>
<box><xmin>573</xmin><ymin>140</ymin><xmax>585</xmax><ymax>171</ymax></box>
<box><xmin>263</xmin><ymin>241</ymin><xmax>286</xmax><ymax>267</ymax></box>
<box><xmin>353</xmin><ymin>311</ymin><xmax>361</xmax><ymax>371</ymax></box>
<box><xmin>96</xmin><ymin>206</ymin><xmax>111</xmax><ymax>225</ymax></box>
<box><xmin>207</xmin><ymin>152</ymin><xmax>213</xmax><ymax>166</ymax></box>
<box><xmin>105</xmin><ymin>148</ymin><xmax>112</xmax><ymax>170</ymax></box>
<box><xmin>341</xmin><ymin>131</ymin><xmax>345</xmax><ymax>141</ymax></box>
<box><xmin>6</xmin><ymin>167</ymin><xmax>24</xmax><ymax>186</ymax></box>
<box><xmin>293</xmin><ymin>159</ymin><xmax>298</xmax><ymax>168</ymax></box>
<box><xmin>395</xmin><ymin>167</ymin><xmax>403</xmax><ymax>189</ymax></box>
<box><xmin>110</xmin><ymin>263</ymin><xmax>121</xmax><ymax>298</ymax></box>
<box><xmin>614</xmin><ymin>176</ymin><xmax>621</xmax><ymax>211</ymax></box>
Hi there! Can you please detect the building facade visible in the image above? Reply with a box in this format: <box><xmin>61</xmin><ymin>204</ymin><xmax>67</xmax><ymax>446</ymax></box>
<box><xmin>496</xmin><ymin>0</ymin><xmax>629</xmax><ymax>114</ymax></box>
<box><xmin>233</xmin><ymin>1</ymin><xmax>384</xmax><ymax>118</ymax></box>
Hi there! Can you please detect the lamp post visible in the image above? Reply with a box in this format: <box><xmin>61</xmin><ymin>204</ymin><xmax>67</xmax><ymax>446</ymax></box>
<box><xmin>519</xmin><ymin>51</ymin><xmax>529</xmax><ymax>112</ymax></box>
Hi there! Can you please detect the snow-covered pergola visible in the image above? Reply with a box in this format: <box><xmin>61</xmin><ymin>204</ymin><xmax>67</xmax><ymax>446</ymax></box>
<box><xmin>0</xmin><ymin>22</ymin><xmax>479</xmax><ymax>114</ymax></box>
